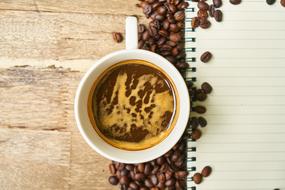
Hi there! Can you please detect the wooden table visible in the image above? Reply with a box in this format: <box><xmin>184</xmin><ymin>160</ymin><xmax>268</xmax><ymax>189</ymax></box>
<box><xmin>0</xmin><ymin>1</ymin><xmax>146</xmax><ymax>189</ymax></box>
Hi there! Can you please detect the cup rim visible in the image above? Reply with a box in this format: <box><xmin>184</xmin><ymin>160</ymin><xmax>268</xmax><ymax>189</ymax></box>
<box><xmin>74</xmin><ymin>49</ymin><xmax>190</xmax><ymax>163</ymax></box>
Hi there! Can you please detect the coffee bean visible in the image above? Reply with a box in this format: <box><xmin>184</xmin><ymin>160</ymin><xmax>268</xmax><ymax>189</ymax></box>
<box><xmin>118</xmin><ymin>163</ymin><xmax>125</xmax><ymax>170</ymax></box>
<box><xmin>137</xmin><ymin>163</ymin><xmax>145</xmax><ymax>173</ymax></box>
<box><xmin>150</xmin><ymin>44</ymin><xmax>157</xmax><ymax>52</ymax></box>
<box><xmin>128</xmin><ymin>182</ymin><xmax>139</xmax><ymax>190</ymax></box>
<box><xmin>157</xmin><ymin>6</ymin><xmax>167</xmax><ymax>15</ymax></box>
<box><xmin>171</xmin><ymin>47</ymin><xmax>179</xmax><ymax>56</ymax></box>
<box><xmin>157</xmin><ymin>37</ymin><xmax>166</xmax><ymax>46</ymax></box>
<box><xmin>150</xmin><ymin>174</ymin><xmax>158</xmax><ymax>185</ymax></box>
<box><xmin>170</xmin><ymin>33</ymin><xmax>182</xmax><ymax>42</ymax></box>
<box><xmin>209</xmin><ymin>5</ymin><xmax>215</xmax><ymax>17</ymax></box>
<box><xmin>201</xmin><ymin>166</ymin><xmax>212</xmax><ymax>177</ymax></box>
<box><xmin>165</xmin><ymin>170</ymin><xmax>173</xmax><ymax>180</ymax></box>
<box><xmin>190</xmin><ymin>117</ymin><xmax>199</xmax><ymax>129</ymax></box>
<box><xmin>175</xmin><ymin>171</ymin><xmax>188</xmax><ymax>179</ymax></box>
<box><xmin>196</xmin><ymin>90</ymin><xmax>207</xmax><ymax>101</ymax></box>
<box><xmin>138</xmin><ymin>40</ymin><xmax>144</xmax><ymax>49</ymax></box>
<box><xmin>139</xmin><ymin>187</ymin><xmax>148</xmax><ymax>190</ymax></box>
<box><xmin>144</xmin><ymin>163</ymin><xmax>152</xmax><ymax>175</ymax></box>
<box><xmin>134</xmin><ymin>173</ymin><xmax>145</xmax><ymax>181</ymax></box>
<box><xmin>109</xmin><ymin>164</ymin><xmax>116</xmax><ymax>175</ymax></box>
<box><xmin>120</xmin><ymin>176</ymin><xmax>130</xmax><ymax>185</ymax></box>
<box><xmin>198</xmin><ymin>1</ymin><xmax>210</xmax><ymax>10</ymax></box>
<box><xmin>157</xmin><ymin>182</ymin><xmax>165</xmax><ymax>189</ymax></box>
<box><xmin>213</xmin><ymin>0</ymin><xmax>222</xmax><ymax>7</ymax></box>
<box><xmin>179</xmin><ymin>2</ymin><xmax>189</xmax><ymax>9</ymax></box>
<box><xmin>109</xmin><ymin>176</ymin><xmax>119</xmax><ymax>185</ymax></box>
<box><xmin>157</xmin><ymin>173</ymin><xmax>166</xmax><ymax>183</ymax></box>
<box><xmin>144</xmin><ymin>179</ymin><xmax>154</xmax><ymax>188</ymax></box>
<box><xmin>191</xmin><ymin>129</ymin><xmax>202</xmax><ymax>141</ymax></box>
<box><xmin>155</xmin><ymin>14</ymin><xmax>165</xmax><ymax>21</ymax></box>
<box><xmin>175</xmin><ymin>61</ymin><xmax>189</xmax><ymax>69</ymax></box>
<box><xmin>112</xmin><ymin>32</ymin><xmax>123</xmax><ymax>43</ymax></box>
<box><xmin>165</xmin><ymin>178</ymin><xmax>176</xmax><ymax>186</ymax></box>
<box><xmin>159</xmin><ymin>29</ymin><xmax>169</xmax><ymax>37</ymax></box>
<box><xmin>191</xmin><ymin>17</ymin><xmax>200</xmax><ymax>29</ymax></box>
<box><xmin>230</xmin><ymin>0</ymin><xmax>242</xmax><ymax>5</ymax></box>
<box><xmin>199</xmin><ymin>18</ymin><xmax>211</xmax><ymax>29</ymax></box>
<box><xmin>175</xmin><ymin>181</ymin><xmax>183</xmax><ymax>190</ymax></box>
<box><xmin>200</xmin><ymin>51</ymin><xmax>212</xmax><ymax>63</ymax></box>
<box><xmin>169</xmin><ymin>23</ymin><xmax>180</xmax><ymax>32</ymax></box>
<box><xmin>198</xmin><ymin>116</ymin><xmax>207</xmax><ymax>127</ymax></box>
<box><xmin>214</xmin><ymin>10</ymin><xmax>223</xmax><ymax>22</ymax></box>
<box><xmin>167</xmin><ymin>4</ymin><xmax>177</xmax><ymax>13</ymax></box>
<box><xmin>174</xmin><ymin>11</ymin><xmax>185</xmax><ymax>21</ymax></box>
<box><xmin>266</xmin><ymin>0</ymin><xmax>276</xmax><ymax>4</ymax></box>
<box><xmin>146</xmin><ymin>0</ymin><xmax>155</xmax><ymax>3</ymax></box>
<box><xmin>156</xmin><ymin>157</ymin><xmax>166</xmax><ymax>165</ymax></box>
<box><xmin>281</xmin><ymin>0</ymin><xmax>285</xmax><ymax>6</ymax></box>
<box><xmin>201</xmin><ymin>82</ymin><xmax>213</xmax><ymax>94</ymax></box>
<box><xmin>143</xmin><ymin>4</ymin><xmax>153</xmax><ymax>17</ymax></box>
<box><xmin>142</xmin><ymin>31</ymin><xmax>150</xmax><ymax>41</ymax></box>
<box><xmin>198</xmin><ymin>9</ymin><xmax>208</xmax><ymax>18</ymax></box>
<box><xmin>138</xmin><ymin>24</ymin><xmax>146</xmax><ymax>34</ymax></box>
<box><xmin>120</xmin><ymin>169</ymin><xmax>129</xmax><ymax>176</ymax></box>
<box><xmin>162</xmin><ymin>20</ymin><xmax>170</xmax><ymax>30</ymax></box>
<box><xmin>193</xmin><ymin>173</ymin><xmax>203</xmax><ymax>184</ymax></box>
<box><xmin>152</xmin><ymin>2</ymin><xmax>161</xmax><ymax>10</ymax></box>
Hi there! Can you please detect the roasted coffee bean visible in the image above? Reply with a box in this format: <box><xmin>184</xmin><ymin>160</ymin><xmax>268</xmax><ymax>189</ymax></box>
<box><xmin>143</xmin><ymin>4</ymin><xmax>153</xmax><ymax>17</ymax></box>
<box><xmin>177</xmin><ymin>21</ymin><xmax>184</xmax><ymax>28</ymax></box>
<box><xmin>199</xmin><ymin>18</ymin><xmax>211</xmax><ymax>29</ymax></box>
<box><xmin>200</xmin><ymin>51</ymin><xmax>212</xmax><ymax>63</ymax></box>
<box><xmin>193</xmin><ymin>105</ymin><xmax>207</xmax><ymax>114</ymax></box>
<box><xmin>169</xmin><ymin>23</ymin><xmax>180</xmax><ymax>32</ymax></box>
<box><xmin>162</xmin><ymin>20</ymin><xmax>170</xmax><ymax>30</ymax></box>
<box><xmin>191</xmin><ymin>17</ymin><xmax>200</xmax><ymax>28</ymax></box>
<box><xmin>170</xmin><ymin>33</ymin><xmax>182</xmax><ymax>42</ymax></box>
<box><xmin>137</xmin><ymin>163</ymin><xmax>145</xmax><ymax>173</ymax></box>
<box><xmin>213</xmin><ymin>0</ymin><xmax>222</xmax><ymax>7</ymax></box>
<box><xmin>146</xmin><ymin>0</ymin><xmax>155</xmax><ymax>3</ymax></box>
<box><xmin>120</xmin><ymin>169</ymin><xmax>129</xmax><ymax>176</ymax></box>
<box><xmin>196</xmin><ymin>90</ymin><xmax>207</xmax><ymax>101</ymax></box>
<box><xmin>174</xmin><ymin>11</ymin><xmax>185</xmax><ymax>21</ymax></box>
<box><xmin>157</xmin><ymin>6</ymin><xmax>167</xmax><ymax>15</ymax></box>
<box><xmin>179</xmin><ymin>2</ymin><xmax>189</xmax><ymax>9</ymax></box>
<box><xmin>150</xmin><ymin>44</ymin><xmax>157</xmax><ymax>52</ymax></box>
<box><xmin>144</xmin><ymin>163</ymin><xmax>152</xmax><ymax>175</ymax></box>
<box><xmin>156</xmin><ymin>157</ymin><xmax>166</xmax><ymax>165</ymax></box>
<box><xmin>190</xmin><ymin>117</ymin><xmax>199</xmax><ymax>129</ymax></box>
<box><xmin>198</xmin><ymin>116</ymin><xmax>207</xmax><ymax>127</ymax></box>
<box><xmin>186</xmin><ymin>80</ymin><xmax>194</xmax><ymax>88</ymax></box>
<box><xmin>119</xmin><ymin>176</ymin><xmax>130</xmax><ymax>185</ymax></box>
<box><xmin>109</xmin><ymin>164</ymin><xmax>116</xmax><ymax>175</ymax></box>
<box><xmin>157</xmin><ymin>182</ymin><xmax>165</xmax><ymax>189</ymax></box>
<box><xmin>175</xmin><ymin>61</ymin><xmax>189</xmax><ymax>69</ymax></box>
<box><xmin>193</xmin><ymin>173</ymin><xmax>203</xmax><ymax>184</ymax></box>
<box><xmin>157</xmin><ymin>37</ymin><xmax>166</xmax><ymax>45</ymax></box>
<box><xmin>165</xmin><ymin>178</ymin><xmax>176</xmax><ymax>186</ymax></box>
<box><xmin>198</xmin><ymin>1</ymin><xmax>210</xmax><ymax>10</ymax></box>
<box><xmin>152</xmin><ymin>2</ymin><xmax>161</xmax><ymax>10</ymax></box>
<box><xmin>138</xmin><ymin>40</ymin><xmax>144</xmax><ymax>49</ymax></box>
<box><xmin>168</xmin><ymin>4</ymin><xmax>177</xmax><ymax>13</ymax></box>
<box><xmin>144</xmin><ymin>179</ymin><xmax>154</xmax><ymax>188</ymax></box>
<box><xmin>214</xmin><ymin>9</ymin><xmax>223</xmax><ymax>22</ymax></box>
<box><xmin>266</xmin><ymin>0</ymin><xmax>276</xmax><ymax>4</ymax></box>
<box><xmin>201</xmin><ymin>82</ymin><xmax>213</xmax><ymax>94</ymax></box>
<box><xmin>118</xmin><ymin>163</ymin><xmax>125</xmax><ymax>170</ymax></box>
<box><xmin>151</xmin><ymin>166</ymin><xmax>159</xmax><ymax>174</ymax></box>
<box><xmin>109</xmin><ymin>176</ymin><xmax>119</xmax><ymax>185</ymax></box>
<box><xmin>167</xmin><ymin>14</ymin><xmax>176</xmax><ymax>23</ymax></box>
<box><xmin>202</xmin><ymin>166</ymin><xmax>212</xmax><ymax>177</ymax></box>
<box><xmin>134</xmin><ymin>173</ymin><xmax>145</xmax><ymax>181</ymax></box>
<box><xmin>175</xmin><ymin>181</ymin><xmax>183</xmax><ymax>190</ymax></box>
<box><xmin>171</xmin><ymin>47</ymin><xmax>179</xmax><ymax>56</ymax></box>
<box><xmin>112</xmin><ymin>32</ymin><xmax>123</xmax><ymax>43</ymax></box>
<box><xmin>191</xmin><ymin>129</ymin><xmax>202</xmax><ymax>140</ymax></box>
<box><xmin>281</xmin><ymin>0</ymin><xmax>285</xmax><ymax>6</ymax></box>
<box><xmin>129</xmin><ymin>182</ymin><xmax>139</xmax><ymax>190</ymax></box>
<box><xmin>165</xmin><ymin>170</ymin><xmax>173</xmax><ymax>180</ymax></box>
<box><xmin>150</xmin><ymin>20</ymin><xmax>161</xmax><ymax>29</ymax></box>
<box><xmin>150</xmin><ymin>174</ymin><xmax>158</xmax><ymax>185</ymax></box>
<box><xmin>138</xmin><ymin>24</ymin><xmax>146</xmax><ymax>33</ymax></box>
<box><xmin>230</xmin><ymin>0</ymin><xmax>242</xmax><ymax>5</ymax></box>
<box><xmin>155</xmin><ymin>14</ymin><xmax>165</xmax><ymax>21</ymax></box>
<box><xmin>139</xmin><ymin>187</ymin><xmax>148</xmax><ymax>190</ymax></box>
<box><xmin>159</xmin><ymin>29</ymin><xmax>169</xmax><ymax>37</ymax></box>
<box><xmin>175</xmin><ymin>171</ymin><xmax>188</xmax><ymax>179</ymax></box>
<box><xmin>157</xmin><ymin>173</ymin><xmax>166</xmax><ymax>183</ymax></box>
<box><xmin>209</xmin><ymin>5</ymin><xmax>215</xmax><ymax>17</ymax></box>
<box><xmin>198</xmin><ymin>9</ymin><xmax>208</xmax><ymax>18</ymax></box>
<box><xmin>142</xmin><ymin>31</ymin><xmax>150</xmax><ymax>41</ymax></box>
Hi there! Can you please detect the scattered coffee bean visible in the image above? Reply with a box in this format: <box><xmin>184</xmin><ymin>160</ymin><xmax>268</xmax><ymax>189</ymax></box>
<box><xmin>198</xmin><ymin>116</ymin><xmax>208</xmax><ymax>127</ymax></box>
<box><xmin>191</xmin><ymin>17</ymin><xmax>200</xmax><ymax>28</ymax></box>
<box><xmin>199</xmin><ymin>18</ymin><xmax>211</xmax><ymax>29</ymax></box>
<box><xmin>112</xmin><ymin>32</ymin><xmax>123</xmax><ymax>43</ymax></box>
<box><xmin>266</xmin><ymin>0</ymin><xmax>276</xmax><ymax>4</ymax></box>
<box><xmin>193</xmin><ymin>105</ymin><xmax>207</xmax><ymax>114</ymax></box>
<box><xmin>198</xmin><ymin>9</ymin><xmax>209</xmax><ymax>18</ymax></box>
<box><xmin>214</xmin><ymin>10</ymin><xmax>223</xmax><ymax>22</ymax></box>
<box><xmin>191</xmin><ymin>129</ymin><xmax>202</xmax><ymax>140</ymax></box>
<box><xmin>193</xmin><ymin>173</ymin><xmax>203</xmax><ymax>184</ymax></box>
<box><xmin>200</xmin><ymin>51</ymin><xmax>213</xmax><ymax>63</ymax></box>
<box><xmin>230</xmin><ymin>0</ymin><xmax>242</xmax><ymax>5</ymax></box>
<box><xmin>201</xmin><ymin>166</ymin><xmax>212</xmax><ymax>177</ymax></box>
<box><xmin>201</xmin><ymin>82</ymin><xmax>213</xmax><ymax>94</ymax></box>
<box><xmin>209</xmin><ymin>5</ymin><xmax>215</xmax><ymax>17</ymax></box>
<box><xmin>195</xmin><ymin>90</ymin><xmax>207</xmax><ymax>101</ymax></box>
<box><xmin>109</xmin><ymin>176</ymin><xmax>119</xmax><ymax>185</ymax></box>
<box><xmin>281</xmin><ymin>0</ymin><xmax>285</xmax><ymax>6</ymax></box>
<box><xmin>213</xmin><ymin>0</ymin><xmax>223</xmax><ymax>8</ymax></box>
<box><xmin>198</xmin><ymin>1</ymin><xmax>210</xmax><ymax>10</ymax></box>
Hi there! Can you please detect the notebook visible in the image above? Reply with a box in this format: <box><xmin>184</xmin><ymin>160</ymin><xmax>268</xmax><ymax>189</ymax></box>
<box><xmin>185</xmin><ymin>1</ymin><xmax>285</xmax><ymax>189</ymax></box>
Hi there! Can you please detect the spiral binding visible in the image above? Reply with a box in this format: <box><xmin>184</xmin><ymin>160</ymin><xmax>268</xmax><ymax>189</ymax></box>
<box><xmin>185</xmin><ymin>1</ymin><xmax>197</xmax><ymax>189</ymax></box>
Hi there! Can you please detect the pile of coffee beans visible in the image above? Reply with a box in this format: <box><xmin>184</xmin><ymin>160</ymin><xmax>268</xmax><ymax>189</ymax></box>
<box><xmin>108</xmin><ymin>139</ymin><xmax>188</xmax><ymax>189</ymax></box>
<box><xmin>136</xmin><ymin>0</ymin><xmax>190</xmax><ymax>70</ymax></box>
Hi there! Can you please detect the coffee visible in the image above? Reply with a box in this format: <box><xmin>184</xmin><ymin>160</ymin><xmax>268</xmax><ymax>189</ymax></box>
<box><xmin>88</xmin><ymin>60</ymin><xmax>179</xmax><ymax>150</ymax></box>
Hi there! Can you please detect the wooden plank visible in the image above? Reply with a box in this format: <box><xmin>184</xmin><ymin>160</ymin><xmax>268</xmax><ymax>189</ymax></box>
<box><xmin>0</xmin><ymin>128</ymin><xmax>70</xmax><ymax>190</ymax></box>
<box><xmin>0</xmin><ymin>0</ymin><xmax>143</xmax><ymax>15</ymax></box>
<box><xmin>0</xmin><ymin>66</ymin><xmax>81</xmax><ymax>130</ymax></box>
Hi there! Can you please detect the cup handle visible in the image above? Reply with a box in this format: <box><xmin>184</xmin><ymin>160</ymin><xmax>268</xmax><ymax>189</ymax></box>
<box><xmin>125</xmin><ymin>16</ymin><xmax>138</xmax><ymax>50</ymax></box>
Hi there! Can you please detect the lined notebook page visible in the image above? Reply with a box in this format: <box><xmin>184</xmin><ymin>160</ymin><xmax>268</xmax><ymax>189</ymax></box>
<box><xmin>185</xmin><ymin>1</ymin><xmax>285</xmax><ymax>189</ymax></box>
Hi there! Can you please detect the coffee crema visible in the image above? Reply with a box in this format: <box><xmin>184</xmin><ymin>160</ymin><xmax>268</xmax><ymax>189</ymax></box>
<box><xmin>88</xmin><ymin>60</ymin><xmax>179</xmax><ymax>150</ymax></box>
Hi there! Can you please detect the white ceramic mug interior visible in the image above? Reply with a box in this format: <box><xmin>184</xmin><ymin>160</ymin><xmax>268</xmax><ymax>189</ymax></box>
<box><xmin>74</xmin><ymin>17</ymin><xmax>190</xmax><ymax>163</ymax></box>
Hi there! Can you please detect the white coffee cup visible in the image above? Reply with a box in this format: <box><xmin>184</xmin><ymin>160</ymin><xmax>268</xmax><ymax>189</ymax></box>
<box><xmin>74</xmin><ymin>17</ymin><xmax>190</xmax><ymax>163</ymax></box>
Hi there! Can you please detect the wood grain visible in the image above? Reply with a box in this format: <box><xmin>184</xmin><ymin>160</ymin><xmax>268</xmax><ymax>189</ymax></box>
<box><xmin>0</xmin><ymin>66</ymin><xmax>114</xmax><ymax>189</ymax></box>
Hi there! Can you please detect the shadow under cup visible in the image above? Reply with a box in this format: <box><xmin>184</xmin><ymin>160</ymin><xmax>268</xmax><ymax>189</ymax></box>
<box><xmin>87</xmin><ymin>59</ymin><xmax>180</xmax><ymax>151</ymax></box>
